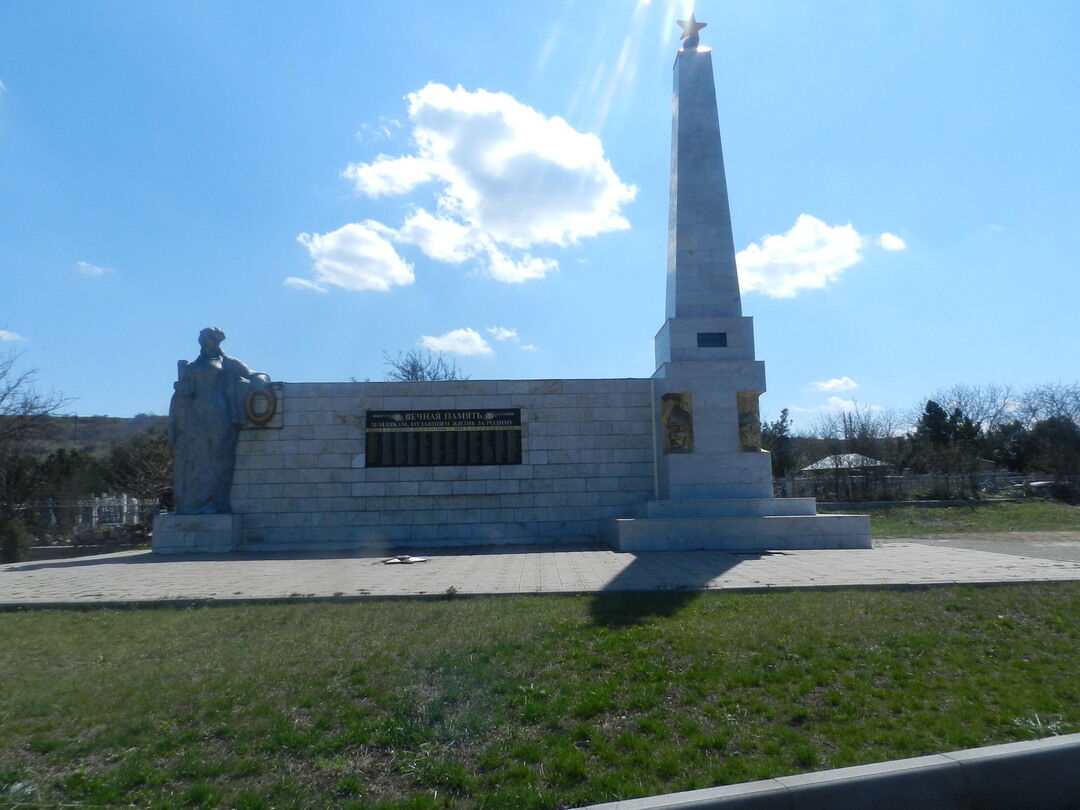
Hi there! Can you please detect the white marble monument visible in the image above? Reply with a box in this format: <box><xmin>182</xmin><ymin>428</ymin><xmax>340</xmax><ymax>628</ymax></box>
<box><xmin>153</xmin><ymin>18</ymin><xmax>869</xmax><ymax>554</ymax></box>
<box><xmin>605</xmin><ymin>20</ymin><xmax>869</xmax><ymax>550</ymax></box>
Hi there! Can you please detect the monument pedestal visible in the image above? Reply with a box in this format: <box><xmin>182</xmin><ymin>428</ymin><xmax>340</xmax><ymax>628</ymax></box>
<box><xmin>606</xmin><ymin>507</ymin><xmax>871</xmax><ymax>551</ymax></box>
<box><xmin>609</xmin><ymin>498</ymin><xmax>870</xmax><ymax>551</ymax></box>
<box><xmin>153</xmin><ymin>514</ymin><xmax>241</xmax><ymax>554</ymax></box>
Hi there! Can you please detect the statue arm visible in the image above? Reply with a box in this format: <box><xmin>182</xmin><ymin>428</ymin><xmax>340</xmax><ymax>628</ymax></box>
<box><xmin>223</xmin><ymin>356</ymin><xmax>272</xmax><ymax>424</ymax></box>
<box><xmin>224</xmin><ymin>356</ymin><xmax>270</xmax><ymax>387</ymax></box>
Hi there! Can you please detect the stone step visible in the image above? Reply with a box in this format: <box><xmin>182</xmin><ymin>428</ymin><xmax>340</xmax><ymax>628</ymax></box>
<box><xmin>607</xmin><ymin>514</ymin><xmax>871</xmax><ymax>551</ymax></box>
<box><xmin>236</xmin><ymin>535</ymin><xmax>593</xmax><ymax>553</ymax></box>
<box><xmin>639</xmin><ymin>497</ymin><xmax>817</xmax><ymax>519</ymax></box>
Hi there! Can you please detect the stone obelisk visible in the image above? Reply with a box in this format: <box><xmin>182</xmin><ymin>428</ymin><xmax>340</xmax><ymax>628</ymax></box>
<box><xmin>608</xmin><ymin>16</ymin><xmax>869</xmax><ymax>549</ymax></box>
<box><xmin>652</xmin><ymin>17</ymin><xmax>773</xmax><ymax>501</ymax></box>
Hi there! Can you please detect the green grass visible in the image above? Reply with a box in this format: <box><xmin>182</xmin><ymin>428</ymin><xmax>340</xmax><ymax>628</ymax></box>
<box><xmin>2</xmin><ymin>586</ymin><xmax>1079</xmax><ymax>808</ymax></box>
<box><xmin>820</xmin><ymin>500</ymin><xmax>1080</xmax><ymax>538</ymax></box>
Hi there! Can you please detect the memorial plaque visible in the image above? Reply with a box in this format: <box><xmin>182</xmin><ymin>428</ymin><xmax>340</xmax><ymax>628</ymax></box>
<box><xmin>661</xmin><ymin>393</ymin><xmax>694</xmax><ymax>453</ymax></box>
<box><xmin>696</xmin><ymin>331</ymin><xmax>727</xmax><ymax>348</ymax></box>
<box><xmin>365</xmin><ymin>409</ymin><xmax>522</xmax><ymax>467</ymax></box>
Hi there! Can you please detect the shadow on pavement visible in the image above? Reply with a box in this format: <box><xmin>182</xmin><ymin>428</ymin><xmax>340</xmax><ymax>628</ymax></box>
<box><xmin>3</xmin><ymin>549</ymin><xmax>388</xmax><ymax>572</ymax></box>
<box><xmin>2</xmin><ymin>541</ymin><xmax>617</xmax><ymax>573</ymax></box>
<box><xmin>2</xmin><ymin>551</ymin><xmax>164</xmax><ymax>572</ymax></box>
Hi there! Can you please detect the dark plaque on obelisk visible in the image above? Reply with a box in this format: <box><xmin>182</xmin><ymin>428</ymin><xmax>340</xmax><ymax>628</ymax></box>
<box><xmin>366</xmin><ymin>409</ymin><xmax>522</xmax><ymax>467</ymax></box>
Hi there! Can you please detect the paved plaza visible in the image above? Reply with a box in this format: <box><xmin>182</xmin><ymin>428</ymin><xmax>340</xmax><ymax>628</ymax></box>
<box><xmin>3</xmin><ymin>533</ymin><xmax>1080</xmax><ymax>608</ymax></box>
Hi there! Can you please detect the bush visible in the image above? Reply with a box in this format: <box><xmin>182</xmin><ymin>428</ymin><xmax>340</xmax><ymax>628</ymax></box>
<box><xmin>1</xmin><ymin>518</ymin><xmax>32</xmax><ymax>563</ymax></box>
<box><xmin>1052</xmin><ymin>483</ymin><xmax>1080</xmax><ymax>505</ymax></box>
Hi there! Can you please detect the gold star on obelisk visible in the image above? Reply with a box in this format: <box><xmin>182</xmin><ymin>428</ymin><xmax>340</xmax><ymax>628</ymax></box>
<box><xmin>676</xmin><ymin>13</ymin><xmax>707</xmax><ymax>49</ymax></box>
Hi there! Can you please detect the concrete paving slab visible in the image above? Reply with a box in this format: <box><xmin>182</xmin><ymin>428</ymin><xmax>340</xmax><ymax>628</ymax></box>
<box><xmin>2</xmin><ymin>537</ymin><xmax>1080</xmax><ymax>607</ymax></box>
<box><xmin>903</xmin><ymin>531</ymin><xmax>1080</xmax><ymax>563</ymax></box>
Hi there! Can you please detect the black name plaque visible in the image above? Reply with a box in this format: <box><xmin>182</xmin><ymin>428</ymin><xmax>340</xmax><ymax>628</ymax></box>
<box><xmin>365</xmin><ymin>409</ymin><xmax>522</xmax><ymax>467</ymax></box>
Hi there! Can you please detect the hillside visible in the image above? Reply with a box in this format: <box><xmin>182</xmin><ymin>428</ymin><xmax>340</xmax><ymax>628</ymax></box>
<box><xmin>36</xmin><ymin>414</ymin><xmax>169</xmax><ymax>457</ymax></box>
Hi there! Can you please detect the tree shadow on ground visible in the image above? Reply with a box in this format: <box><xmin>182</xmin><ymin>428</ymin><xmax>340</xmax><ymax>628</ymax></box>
<box><xmin>2</xmin><ymin>541</ymin><xmax>614</xmax><ymax>573</ymax></box>
<box><xmin>588</xmin><ymin>550</ymin><xmax>771</xmax><ymax>628</ymax></box>
<box><xmin>2</xmin><ymin>548</ymin><xmax>391</xmax><ymax>572</ymax></box>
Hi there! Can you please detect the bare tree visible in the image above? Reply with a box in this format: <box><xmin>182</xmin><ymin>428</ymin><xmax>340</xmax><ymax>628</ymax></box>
<box><xmin>0</xmin><ymin>349</ymin><xmax>70</xmax><ymax>521</ymax></box>
<box><xmin>1018</xmin><ymin>382</ymin><xmax>1080</xmax><ymax>426</ymax></box>
<box><xmin>811</xmin><ymin>402</ymin><xmax>903</xmax><ymax>461</ymax></box>
<box><xmin>806</xmin><ymin>402</ymin><xmax>904</xmax><ymax>500</ymax></box>
<box><xmin>383</xmin><ymin>350</ymin><xmax>468</xmax><ymax>382</ymax></box>
<box><xmin>930</xmin><ymin>383</ymin><xmax>1017</xmax><ymax>432</ymax></box>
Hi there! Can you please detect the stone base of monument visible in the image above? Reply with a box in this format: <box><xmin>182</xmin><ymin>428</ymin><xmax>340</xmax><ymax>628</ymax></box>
<box><xmin>153</xmin><ymin>514</ymin><xmax>242</xmax><ymax>554</ymax></box>
<box><xmin>606</xmin><ymin>498</ymin><xmax>870</xmax><ymax>551</ymax></box>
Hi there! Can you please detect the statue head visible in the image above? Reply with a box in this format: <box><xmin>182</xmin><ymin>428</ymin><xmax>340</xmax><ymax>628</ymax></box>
<box><xmin>198</xmin><ymin>327</ymin><xmax>227</xmax><ymax>355</ymax></box>
<box><xmin>661</xmin><ymin>393</ymin><xmax>694</xmax><ymax>453</ymax></box>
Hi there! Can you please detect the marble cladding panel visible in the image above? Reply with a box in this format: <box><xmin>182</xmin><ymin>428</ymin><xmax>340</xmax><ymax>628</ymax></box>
<box><xmin>231</xmin><ymin>379</ymin><xmax>657</xmax><ymax>545</ymax></box>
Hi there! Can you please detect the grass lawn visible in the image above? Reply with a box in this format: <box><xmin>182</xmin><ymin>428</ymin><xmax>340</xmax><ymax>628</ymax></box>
<box><xmin>819</xmin><ymin>499</ymin><xmax>1080</xmax><ymax>538</ymax></box>
<box><xmin>2</xmin><ymin>584</ymin><xmax>1079</xmax><ymax>809</ymax></box>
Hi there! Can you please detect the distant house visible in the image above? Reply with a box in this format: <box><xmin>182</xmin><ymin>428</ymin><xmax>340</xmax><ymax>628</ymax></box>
<box><xmin>802</xmin><ymin>454</ymin><xmax>890</xmax><ymax>473</ymax></box>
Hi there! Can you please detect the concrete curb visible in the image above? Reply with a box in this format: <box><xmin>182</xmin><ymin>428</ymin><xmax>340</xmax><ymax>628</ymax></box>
<box><xmin>3</xmin><ymin>576</ymin><xmax>1078</xmax><ymax>612</ymax></box>
<box><xmin>574</xmin><ymin>733</ymin><xmax>1080</xmax><ymax>810</ymax></box>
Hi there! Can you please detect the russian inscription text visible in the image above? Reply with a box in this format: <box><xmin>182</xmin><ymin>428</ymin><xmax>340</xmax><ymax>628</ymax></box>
<box><xmin>366</xmin><ymin>409</ymin><xmax>522</xmax><ymax>466</ymax></box>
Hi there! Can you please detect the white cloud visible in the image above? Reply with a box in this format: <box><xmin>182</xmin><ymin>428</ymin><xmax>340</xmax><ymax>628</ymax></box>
<box><xmin>397</xmin><ymin>209</ymin><xmax>474</xmax><ymax>263</ymax></box>
<box><xmin>343</xmin><ymin>155</ymin><xmax>442</xmax><ymax>197</ymax></box>
<box><xmin>737</xmin><ymin>214</ymin><xmax>866</xmax><ymax>298</ymax></box>
<box><xmin>0</xmin><ymin>80</ymin><xmax>6</xmax><ymax>93</ymax></box>
<box><xmin>790</xmin><ymin>397</ymin><xmax>883</xmax><ymax>414</ymax></box>
<box><xmin>810</xmin><ymin>376</ymin><xmax>859</xmax><ymax>393</ymax></box>
<box><xmin>487</xmin><ymin>326</ymin><xmax>518</xmax><ymax>342</ymax></box>
<box><xmin>877</xmin><ymin>232</ymin><xmax>906</xmax><ymax>251</ymax></box>
<box><xmin>343</xmin><ymin>83</ymin><xmax>636</xmax><ymax>282</ymax></box>
<box><xmin>294</xmin><ymin>222</ymin><xmax>414</xmax><ymax>292</ymax></box>
<box><xmin>282</xmin><ymin>276</ymin><xmax>328</xmax><ymax>293</ymax></box>
<box><xmin>0</xmin><ymin>329</ymin><xmax>24</xmax><ymax>341</ymax></box>
<box><xmin>483</xmin><ymin>244</ymin><xmax>558</xmax><ymax>283</ymax></box>
<box><xmin>355</xmin><ymin>117</ymin><xmax>402</xmax><ymax>143</ymax></box>
<box><xmin>419</xmin><ymin>327</ymin><xmax>493</xmax><ymax>356</ymax></box>
<box><xmin>76</xmin><ymin>260</ymin><xmax>113</xmax><ymax>276</ymax></box>
<box><xmin>487</xmin><ymin>325</ymin><xmax>538</xmax><ymax>351</ymax></box>
<box><xmin>798</xmin><ymin>397</ymin><xmax>853</xmax><ymax>413</ymax></box>
<box><xmin>823</xmin><ymin>396</ymin><xmax>882</xmax><ymax>412</ymax></box>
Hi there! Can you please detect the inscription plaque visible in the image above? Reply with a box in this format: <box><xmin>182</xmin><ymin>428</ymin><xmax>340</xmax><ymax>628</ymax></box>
<box><xmin>366</xmin><ymin>409</ymin><xmax>522</xmax><ymax>467</ymax></box>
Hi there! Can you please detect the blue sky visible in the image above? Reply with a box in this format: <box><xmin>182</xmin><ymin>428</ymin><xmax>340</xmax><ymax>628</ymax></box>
<box><xmin>2</xmin><ymin>1</ymin><xmax>1078</xmax><ymax>429</ymax></box>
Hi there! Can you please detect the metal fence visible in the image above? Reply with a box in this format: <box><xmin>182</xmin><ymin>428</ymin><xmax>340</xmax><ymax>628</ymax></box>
<box><xmin>773</xmin><ymin>471</ymin><xmax>1070</xmax><ymax>502</ymax></box>
<box><xmin>18</xmin><ymin>495</ymin><xmax>155</xmax><ymax>534</ymax></box>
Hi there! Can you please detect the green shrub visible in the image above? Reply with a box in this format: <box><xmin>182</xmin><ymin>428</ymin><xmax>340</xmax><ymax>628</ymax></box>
<box><xmin>1</xmin><ymin>518</ymin><xmax>32</xmax><ymax>563</ymax></box>
<box><xmin>1052</xmin><ymin>482</ymin><xmax>1080</xmax><ymax>505</ymax></box>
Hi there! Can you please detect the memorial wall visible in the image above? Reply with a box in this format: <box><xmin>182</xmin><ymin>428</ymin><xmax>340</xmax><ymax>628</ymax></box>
<box><xmin>226</xmin><ymin>378</ymin><xmax>656</xmax><ymax>551</ymax></box>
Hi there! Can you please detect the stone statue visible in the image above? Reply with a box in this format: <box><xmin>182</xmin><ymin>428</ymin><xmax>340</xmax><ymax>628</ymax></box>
<box><xmin>167</xmin><ymin>328</ymin><xmax>271</xmax><ymax>514</ymax></box>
